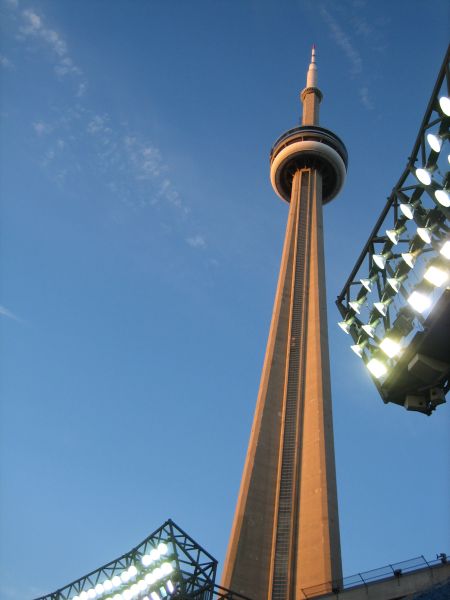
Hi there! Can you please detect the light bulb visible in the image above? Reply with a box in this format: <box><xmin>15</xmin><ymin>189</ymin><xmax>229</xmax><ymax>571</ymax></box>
<box><xmin>157</xmin><ymin>543</ymin><xmax>168</xmax><ymax>555</ymax></box>
<box><xmin>387</xmin><ymin>277</ymin><xmax>401</xmax><ymax>292</ymax></box>
<box><xmin>367</xmin><ymin>358</ymin><xmax>387</xmax><ymax>379</ymax></box>
<box><xmin>128</xmin><ymin>565</ymin><xmax>138</xmax><ymax>577</ymax></box>
<box><xmin>426</xmin><ymin>132</ymin><xmax>442</xmax><ymax>152</ymax></box>
<box><xmin>435</xmin><ymin>189</ymin><xmax>450</xmax><ymax>207</ymax></box>
<box><xmin>424</xmin><ymin>265</ymin><xmax>448</xmax><ymax>287</ymax></box>
<box><xmin>374</xmin><ymin>302</ymin><xmax>387</xmax><ymax>316</ymax></box>
<box><xmin>402</xmin><ymin>252</ymin><xmax>416</xmax><ymax>268</ymax></box>
<box><xmin>338</xmin><ymin>320</ymin><xmax>351</xmax><ymax>334</ymax></box>
<box><xmin>351</xmin><ymin>344</ymin><xmax>364</xmax><ymax>357</ymax></box>
<box><xmin>440</xmin><ymin>240</ymin><xmax>450</xmax><ymax>259</ymax></box>
<box><xmin>439</xmin><ymin>96</ymin><xmax>450</xmax><ymax>116</ymax></box>
<box><xmin>142</xmin><ymin>555</ymin><xmax>152</xmax><ymax>567</ymax></box>
<box><xmin>362</xmin><ymin>324</ymin><xmax>375</xmax><ymax>338</ymax></box>
<box><xmin>161</xmin><ymin>562</ymin><xmax>173</xmax><ymax>575</ymax></box>
<box><xmin>373</xmin><ymin>254</ymin><xmax>387</xmax><ymax>269</ymax></box>
<box><xmin>400</xmin><ymin>203</ymin><xmax>415</xmax><ymax>219</ymax></box>
<box><xmin>380</xmin><ymin>337</ymin><xmax>401</xmax><ymax>358</ymax></box>
<box><xmin>112</xmin><ymin>576</ymin><xmax>121</xmax><ymax>588</ymax></box>
<box><xmin>408</xmin><ymin>290</ymin><xmax>431</xmax><ymax>313</ymax></box>
<box><xmin>417</xmin><ymin>227</ymin><xmax>432</xmax><ymax>244</ymax></box>
<box><xmin>349</xmin><ymin>300</ymin><xmax>362</xmax><ymax>314</ymax></box>
<box><xmin>386</xmin><ymin>229</ymin><xmax>400</xmax><ymax>245</ymax></box>
<box><xmin>415</xmin><ymin>168</ymin><xmax>432</xmax><ymax>185</ymax></box>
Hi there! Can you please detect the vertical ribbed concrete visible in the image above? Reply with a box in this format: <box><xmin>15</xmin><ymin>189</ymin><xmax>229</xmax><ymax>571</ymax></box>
<box><xmin>222</xmin><ymin>48</ymin><xmax>343</xmax><ymax>600</ymax></box>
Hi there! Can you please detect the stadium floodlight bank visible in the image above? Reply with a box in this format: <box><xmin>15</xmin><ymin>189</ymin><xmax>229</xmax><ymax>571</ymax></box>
<box><xmin>336</xmin><ymin>45</ymin><xmax>450</xmax><ymax>415</ymax></box>
<box><xmin>34</xmin><ymin>520</ymin><xmax>251</xmax><ymax>600</ymax></box>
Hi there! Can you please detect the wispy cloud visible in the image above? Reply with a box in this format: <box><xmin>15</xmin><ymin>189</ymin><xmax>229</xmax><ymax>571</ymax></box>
<box><xmin>186</xmin><ymin>235</ymin><xmax>206</xmax><ymax>249</ymax></box>
<box><xmin>359</xmin><ymin>86</ymin><xmax>374</xmax><ymax>110</ymax></box>
<box><xmin>320</xmin><ymin>6</ymin><xmax>362</xmax><ymax>75</ymax></box>
<box><xmin>0</xmin><ymin>305</ymin><xmax>22</xmax><ymax>322</ymax></box>
<box><xmin>0</xmin><ymin>54</ymin><xmax>14</xmax><ymax>69</ymax></box>
<box><xmin>33</xmin><ymin>120</ymin><xmax>52</xmax><ymax>135</ymax></box>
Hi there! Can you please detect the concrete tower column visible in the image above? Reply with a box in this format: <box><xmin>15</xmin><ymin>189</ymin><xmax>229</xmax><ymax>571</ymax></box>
<box><xmin>222</xmin><ymin>49</ymin><xmax>348</xmax><ymax>599</ymax></box>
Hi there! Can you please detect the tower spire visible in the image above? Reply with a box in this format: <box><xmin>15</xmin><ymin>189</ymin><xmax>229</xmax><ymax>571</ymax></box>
<box><xmin>301</xmin><ymin>44</ymin><xmax>322</xmax><ymax>126</ymax></box>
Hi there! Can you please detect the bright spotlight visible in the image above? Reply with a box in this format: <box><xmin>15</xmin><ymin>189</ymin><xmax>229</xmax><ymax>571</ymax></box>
<box><xmin>349</xmin><ymin>300</ymin><xmax>362</xmax><ymax>314</ymax></box>
<box><xmin>435</xmin><ymin>189</ymin><xmax>450</xmax><ymax>207</ymax></box>
<box><xmin>439</xmin><ymin>95</ymin><xmax>450</xmax><ymax>116</ymax></box>
<box><xmin>95</xmin><ymin>584</ymin><xmax>104</xmax><ymax>595</ymax></box>
<box><xmin>401</xmin><ymin>252</ymin><xmax>416</xmax><ymax>268</ymax></box>
<box><xmin>103</xmin><ymin>580</ymin><xmax>113</xmax><ymax>592</ymax></box>
<box><xmin>374</xmin><ymin>302</ymin><xmax>388</xmax><ymax>316</ymax></box>
<box><xmin>128</xmin><ymin>566</ymin><xmax>138</xmax><ymax>578</ymax></box>
<box><xmin>387</xmin><ymin>277</ymin><xmax>402</xmax><ymax>292</ymax></box>
<box><xmin>351</xmin><ymin>343</ymin><xmax>364</xmax><ymax>357</ymax></box>
<box><xmin>408</xmin><ymin>290</ymin><xmax>432</xmax><ymax>313</ymax></box>
<box><xmin>362</xmin><ymin>323</ymin><xmax>376</xmax><ymax>338</ymax></box>
<box><xmin>112</xmin><ymin>576</ymin><xmax>122</xmax><ymax>588</ymax></box>
<box><xmin>161</xmin><ymin>562</ymin><xmax>173</xmax><ymax>575</ymax></box>
<box><xmin>367</xmin><ymin>358</ymin><xmax>387</xmax><ymax>379</ymax></box>
<box><xmin>380</xmin><ymin>337</ymin><xmax>401</xmax><ymax>358</ymax></box>
<box><xmin>338</xmin><ymin>320</ymin><xmax>352</xmax><ymax>333</ymax></box>
<box><xmin>440</xmin><ymin>240</ymin><xmax>450</xmax><ymax>259</ymax></box>
<box><xmin>424</xmin><ymin>265</ymin><xmax>448</xmax><ymax>287</ymax></box>
<box><xmin>399</xmin><ymin>203</ymin><xmax>415</xmax><ymax>219</ymax></box>
<box><xmin>157</xmin><ymin>543</ymin><xmax>168</xmax><ymax>555</ymax></box>
<box><xmin>150</xmin><ymin>549</ymin><xmax>160</xmax><ymax>561</ymax></box>
<box><xmin>417</xmin><ymin>227</ymin><xmax>432</xmax><ymax>244</ymax></box>
<box><xmin>426</xmin><ymin>132</ymin><xmax>443</xmax><ymax>152</ymax></box>
<box><xmin>360</xmin><ymin>278</ymin><xmax>373</xmax><ymax>291</ymax></box>
<box><xmin>167</xmin><ymin>581</ymin><xmax>175</xmax><ymax>593</ymax></box>
<box><xmin>373</xmin><ymin>254</ymin><xmax>387</xmax><ymax>269</ymax></box>
<box><xmin>142</xmin><ymin>555</ymin><xmax>152</xmax><ymax>567</ymax></box>
<box><xmin>415</xmin><ymin>168</ymin><xmax>432</xmax><ymax>185</ymax></box>
<box><xmin>121</xmin><ymin>571</ymin><xmax>131</xmax><ymax>583</ymax></box>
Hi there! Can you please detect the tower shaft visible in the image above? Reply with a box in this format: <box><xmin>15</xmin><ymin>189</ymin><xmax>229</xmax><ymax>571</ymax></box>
<box><xmin>222</xmin><ymin>166</ymin><xmax>341</xmax><ymax>599</ymax></box>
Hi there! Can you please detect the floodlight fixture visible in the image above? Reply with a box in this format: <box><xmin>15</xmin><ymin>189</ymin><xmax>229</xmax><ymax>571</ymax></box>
<box><xmin>338</xmin><ymin>317</ymin><xmax>354</xmax><ymax>333</ymax></box>
<box><xmin>373</xmin><ymin>252</ymin><xmax>391</xmax><ymax>269</ymax></box>
<box><xmin>401</xmin><ymin>252</ymin><xmax>417</xmax><ymax>268</ymax></box>
<box><xmin>351</xmin><ymin>342</ymin><xmax>366</xmax><ymax>357</ymax></box>
<box><xmin>367</xmin><ymin>356</ymin><xmax>388</xmax><ymax>379</ymax></box>
<box><xmin>374</xmin><ymin>301</ymin><xmax>389</xmax><ymax>317</ymax></box>
<box><xmin>400</xmin><ymin>202</ymin><xmax>416</xmax><ymax>219</ymax></box>
<box><xmin>362</xmin><ymin>322</ymin><xmax>378</xmax><ymax>338</ymax></box>
<box><xmin>439</xmin><ymin>95</ymin><xmax>450</xmax><ymax>116</ymax></box>
<box><xmin>386</xmin><ymin>224</ymin><xmax>406</xmax><ymax>244</ymax></box>
<box><xmin>349</xmin><ymin>300</ymin><xmax>363</xmax><ymax>314</ymax></box>
<box><xmin>360</xmin><ymin>278</ymin><xmax>373</xmax><ymax>291</ymax></box>
<box><xmin>435</xmin><ymin>188</ymin><xmax>450</xmax><ymax>207</ymax></box>
<box><xmin>415</xmin><ymin>167</ymin><xmax>432</xmax><ymax>186</ymax></box>
<box><xmin>440</xmin><ymin>240</ymin><xmax>450</xmax><ymax>259</ymax></box>
<box><xmin>424</xmin><ymin>264</ymin><xmax>448</xmax><ymax>286</ymax></box>
<box><xmin>407</xmin><ymin>289</ymin><xmax>432</xmax><ymax>313</ymax></box>
<box><xmin>427</xmin><ymin>132</ymin><xmax>443</xmax><ymax>153</ymax></box>
<box><xmin>379</xmin><ymin>336</ymin><xmax>402</xmax><ymax>358</ymax></box>
<box><xmin>417</xmin><ymin>226</ymin><xmax>433</xmax><ymax>243</ymax></box>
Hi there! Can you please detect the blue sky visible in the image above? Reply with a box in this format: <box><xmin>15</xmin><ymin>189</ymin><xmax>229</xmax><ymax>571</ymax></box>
<box><xmin>0</xmin><ymin>1</ymin><xmax>449</xmax><ymax>598</ymax></box>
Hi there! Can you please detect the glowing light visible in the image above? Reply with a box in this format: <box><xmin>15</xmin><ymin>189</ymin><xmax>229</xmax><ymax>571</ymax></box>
<box><xmin>138</xmin><ymin>579</ymin><xmax>148</xmax><ymax>591</ymax></box>
<box><xmin>128</xmin><ymin>566</ymin><xmax>138</xmax><ymax>578</ymax></box>
<box><xmin>145</xmin><ymin>572</ymin><xmax>155</xmax><ymax>584</ymax></box>
<box><xmin>158</xmin><ymin>543</ymin><xmax>168</xmax><ymax>555</ymax></box>
<box><xmin>95</xmin><ymin>584</ymin><xmax>104</xmax><ymax>595</ymax></box>
<box><xmin>150</xmin><ymin>549</ymin><xmax>160</xmax><ymax>561</ymax></box>
<box><xmin>161</xmin><ymin>562</ymin><xmax>173</xmax><ymax>575</ymax></box>
<box><xmin>440</xmin><ymin>240</ymin><xmax>450</xmax><ymax>259</ymax></box>
<box><xmin>424</xmin><ymin>265</ymin><xmax>448</xmax><ymax>287</ymax></box>
<box><xmin>87</xmin><ymin>590</ymin><xmax>97</xmax><ymax>600</ymax></box>
<box><xmin>374</xmin><ymin>302</ymin><xmax>388</xmax><ymax>316</ymax></box>
<box><xmin>400</xmin><ymin>203</ymin><xmax>415</xmax><ymax>219</ymax></box>
<box><xmin>351</xmin><ymin>344</ymin><xmax>364</xmax><ymax>357</ymax></box>
<box><xmin>439</xmin><ymin>96</ymin><xmax>450</xmax><ymax>116</ymax></box>
<box><xmin>167</xmin><ymin>581</ymin><xmax>175</xmax><ymax>593</ymax></box>
<box><xmin>386</xmin><ymin>229</ymin><xmax>400</xmax><ymax>244</ymax></box>
<box><xmin>367</xmin><ymin>358</ymin><xmax>387</xmax><ymax>379</ymax></box>
<box><xmin>338</xmin><ymin>320</ymin><xmax>352</xmax><ymax>333</ymax></box>
<box><xmin>360</xmin><ymin>278</ymin><xmax>373</xmax><ymax>291</ymax></box>
<box><xmin>408</xmin><ymin>290</ymin><xmax>432</xmax><ymax>313</ymax></box>
<box><xmin>426</xmin><ymin>132</ymin><xmax>442</xmax><ymax>152</ymax></box>
<box><xmin>435</xmin><ymin>189</ymin><xmax>450</xmax><ymax>207</ymax></box>
<box><xmin>417</xmin><ymin>227</ymin><xmax>432</xmax><ymax>244</ymax></box>
<box><xmin>79</xmin><ymin>594</ymin><xmax>88</xmax><ymax>600</ymax></box>
<box><xmin>415</xmin><ymin>168</ymin><xmax>432</xmax><ymax>185</ymax></box>
<box><xmin>123</xmin><ymin>591</ymin><xmax>132</xmax><ymax>600</ymax></box>
<box><xmin>402</xmin><ymin>252</ymin><xmax>416</xmax><ymax>268</ymax></box>
<box><xmin>103</xmin><ymin>580</ymin><xmax>113</xmax><ymax>592</ymax></box>
<box><xmin>349</xmin><ymin>300</ymin><xmax>362</xmax><ymax>314</ymax></box>
<box><xmin>387</xmin><ymin>277</ymin><xmax>401</xmax><ymax>292</ymax></box>
<box><xmin>112</xmin><ymin>576</ymin><xmax>122</xmax><ymax>588</ymax></box>
<box><xmin>142</xmin><ymin>555</ymin><xmax>152</xmax><ymax>567</ymax></box>
<box><xmin>151</xmin><ymin>593</ymin><xmax>160</xmax><ymax>600</ymax></box>
<box><xmin>362</xmin><ymin>324</ymin><xmax>376</xmax><ymax>338</ymax></box>
<box><xmin>121</xmin><ymin>571</ymin><xmax>131</xmax><ymax>584</ymax></box>
<box><xmin>153</xmin><ymin>567</ymin><xmax>162</xmax><ymax>580</ymax></box>
<box><xmin>373</xmin><ymin>254</ymin><xmax>387</xmax><ymax>269</ymax></box>
<box><xmin>380</xmin><ymin>337</ymin><xmax>401</xmax><ymax>358</ymax></box>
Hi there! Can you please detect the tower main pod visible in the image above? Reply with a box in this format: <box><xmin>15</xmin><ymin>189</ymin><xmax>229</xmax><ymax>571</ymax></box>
<box><xmin>222</xmin><ymin>49</ymin><xmax>348</xmax><ymax>599</ymax></box>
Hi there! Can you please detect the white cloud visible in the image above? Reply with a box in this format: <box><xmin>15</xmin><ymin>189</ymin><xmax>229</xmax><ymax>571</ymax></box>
<box><xmin>19</xmin><ymin>9</ymin><xmax>82</xmax><ymax>79</ymax></box>
<box><xmin>320</xmin><ymin>6</ymin><xmax>362</xmax><ymax>75</ymax></box>
<box><xmin>186</xmin><ymin>235</ymin><xmax>206</xmax><ymax>249</ymax></box>
<box><xmin>0</xmin><ymin>305</ymin><xmax>21</xmax><ymax>322</ymax></box>
<box><xmin>33</xmin><ymin>121</ymin><xmax>51</xmax><ymax>135</ymax></box>
<box><xmin>0</xmin><ymin>54</ymin><xmax>14</xmax><ymax>69</ymax></box>
<box><xmin>359</xmin><ymin>86</ymin><xmax>374</xmax><ymax>110</ymax></box>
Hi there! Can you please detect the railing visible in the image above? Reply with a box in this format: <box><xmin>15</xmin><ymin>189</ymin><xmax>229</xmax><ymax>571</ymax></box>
<box><xmin>301</xmin><ymin>554</ymin><xmax>448</xmax><ymax>598</ymax></box>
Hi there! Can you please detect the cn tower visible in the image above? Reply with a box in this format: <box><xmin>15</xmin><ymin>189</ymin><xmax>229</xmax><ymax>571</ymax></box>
<box><xmin>222</xmin><ymin>48</ymin><xmax>348</xmax><ymax>599</ymax></box>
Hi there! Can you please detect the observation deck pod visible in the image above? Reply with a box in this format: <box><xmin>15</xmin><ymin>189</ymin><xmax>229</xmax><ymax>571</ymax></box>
<box><xmin>34</xmin><ymin>519</ymin><xmax>252</xmax><ymax>600</ymax></box>
<box><xmin>336</xmin><ymin>45</ymin><xmax>450</xmax><ymax>415</ymax></box>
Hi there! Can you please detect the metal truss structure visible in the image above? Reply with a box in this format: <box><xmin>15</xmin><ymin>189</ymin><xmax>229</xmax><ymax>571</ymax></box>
<box><xmin>336</xmin><ymin>45</ymin><xmax>450</xmax><ymax>415</ymax></box>
<box><xmin>34</xmin><ymin>520</ymin><xmax>252</xmax><ymax>600</ymax></box>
